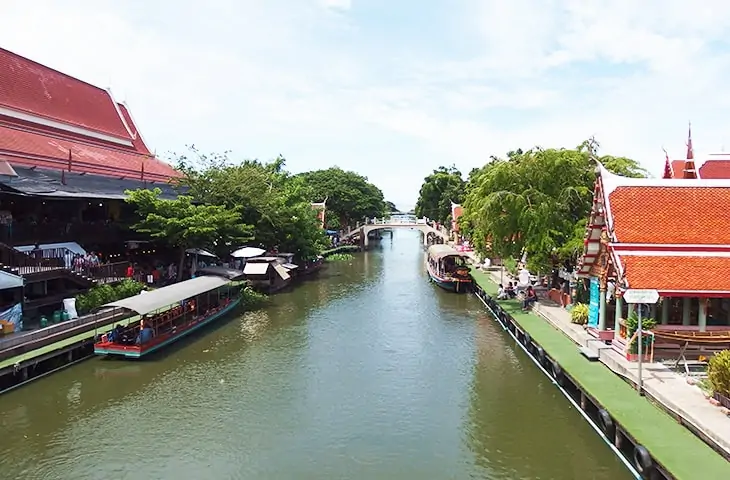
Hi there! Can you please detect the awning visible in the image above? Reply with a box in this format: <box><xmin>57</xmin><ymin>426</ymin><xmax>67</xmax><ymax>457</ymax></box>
<box><xmin>100</xmin><ymin>276</ymin><xmax>230</xmax><ymax>315</ymax></box>
<box><xmin>244</xmin><ymin>262</ymin><xmax>270</xmax><ymax>275</ymax></box>
<box><xmin>15</xmin><ymin>241</ymin><xmax>86</xmax><ymax>256</ymax></box>
<box><xmin>273</xmin><ymin>264</ymin><xmax>290</xmax><ymax>280</ymax></box>
<box><xmin>186</xmin><ymin>248</ymin><xmax>217</xmax><ymax>258</ymax></box>
<box><xmin>195</xmin><ymin>266</ymin><xmax>245</xmax><ymax>281</ymax></box>
<box><xmin>0</xmin><ymin>166</ymin><xmax>180</xmax><ymax>200</ymax></box>
<box><xmin>0</xmin><ymin>270</ymin><xmax>23</xmax><ymax>290</ymax></box>
<box><xmin>282</xmin><ymin>263</ymin><xmax>299</xmax><ymax>270</ymax></box>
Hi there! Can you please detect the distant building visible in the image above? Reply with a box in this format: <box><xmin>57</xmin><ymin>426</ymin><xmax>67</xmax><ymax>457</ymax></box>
<box><xmin>663</xmin><ymin>124</ymin><xmax>730</xmax><ymax>179</ymax></box>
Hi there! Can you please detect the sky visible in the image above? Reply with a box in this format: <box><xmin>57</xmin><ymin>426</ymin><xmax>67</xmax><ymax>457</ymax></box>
<box><xmin>3</xmin><ymin>0</ymin><xmax>730</xmax><ymax>211</ymax></box>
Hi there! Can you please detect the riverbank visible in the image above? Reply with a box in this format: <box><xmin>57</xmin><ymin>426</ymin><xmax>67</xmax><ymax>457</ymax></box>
<box><xmin>470</xmin><ymin>269</ymin><xmax>730</xmax><ymax>480</ymax></box>
<box><xmin>321</xmin><ymin>245</ymin><xmax>360</xmax><ymax>257</ymax></box>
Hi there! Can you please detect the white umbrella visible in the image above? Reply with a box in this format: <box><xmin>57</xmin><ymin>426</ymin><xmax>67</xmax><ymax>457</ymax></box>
<box><xmin>231</xmin><ymin>246</ymin><xmax>266</xmax><ymax>258</ymax></box>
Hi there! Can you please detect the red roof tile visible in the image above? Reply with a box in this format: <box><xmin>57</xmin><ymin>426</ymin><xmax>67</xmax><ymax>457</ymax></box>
<box><xmin>621</xmin><ymin>255</ymin><xmax>730</xmax><ymax>293</ymax></box>
<box><xmin>0</xmin><ymin>48</ymin><xmax>131</xmax><ymax>140</ymax></box>
<box><xmin>670</xmin><ymin>160</ymin><xmax>683</xmax><ymax>178</ymax></box>
<box><xmin>609</xmin><ymin>186</ymin><xmax>730</xmax><ymax>244</ymax></box>
<box><xmin>699</xmin><ymin>160</ymin><xmax>730</xmax><ymax>179</ymax></box>
<box><xmin>0</xmin><ymin>123</ymin><xmax>180</xmax><ymax>181</ymax></box>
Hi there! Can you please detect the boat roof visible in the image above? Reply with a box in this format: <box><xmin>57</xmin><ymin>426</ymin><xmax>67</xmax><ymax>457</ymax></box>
<box><xmin>427</xmin><ymin>244</ymin><xmax>469</xmax><ymax>261</ymax></box>
<box><xmin>246</xmin><ymin>256</ymin><xmax>280</xmax><ymax>263</ymax></box>
<box><xmin>100</xmin><ymin>276</ymin><xmax>230</xmax><ymax>315</ymax></box>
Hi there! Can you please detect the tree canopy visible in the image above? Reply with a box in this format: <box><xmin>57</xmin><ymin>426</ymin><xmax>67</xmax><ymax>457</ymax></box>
<box><xmin>414</xmin><ymin>166</ymin><xmax>465</xmax><ymax>224</ymax></box>
<box><xmin>296</xmin><ymin>167</ymin><xmax>387</xmax><ymax>228</ymax></box>
<box><xmin>125</xmin><ymin>187</ymin><xmax>253</xmax><ymax>278</ymax></box>
<box><xmin>458</xmin><ymin>139</ymin><xmax>647</xmax><ymax>271</ymax></box>
<box><xmin>174</xmin><ymin>149</ymin><xmax>329</xmax><ymax>260</ymax></box>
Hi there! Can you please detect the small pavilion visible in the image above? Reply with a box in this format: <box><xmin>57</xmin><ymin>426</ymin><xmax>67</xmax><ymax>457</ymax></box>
<box><xmin>578</xmin><ymin>161</ymin><xmax>730</xmax><ymax>357</ymax></box>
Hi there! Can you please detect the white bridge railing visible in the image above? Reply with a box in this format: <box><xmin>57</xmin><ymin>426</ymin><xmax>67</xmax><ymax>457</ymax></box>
<box><xmin>343</xmin><ymin>216</ymin><xmax>449</xmax><ymax>237</ymax></box>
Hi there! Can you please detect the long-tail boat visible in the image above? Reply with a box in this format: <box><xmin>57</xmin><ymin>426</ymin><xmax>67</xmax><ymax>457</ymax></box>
<box><xmin>425</xmin><ymin>244</ymin><xmax>473</xmax><ymax>293</ymax></box>
<box><xmin>93</xmin><ymin>274</ymin><xmax>241</xmax><ymax>358</ymax></box>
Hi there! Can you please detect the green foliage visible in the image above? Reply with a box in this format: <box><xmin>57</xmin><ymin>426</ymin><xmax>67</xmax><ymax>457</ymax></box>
<box><xmin>625</xmin><ymin>310</ymin><xmax>657</xmax><ymax>354</ymax></box>
<box><xmin>296</xmin><ymin>167</ymin><xmax>387</xmax><ymax>227</ymax></box>
<box><xmin>174</xmin><ymin>149</ymin><xmax>329</xmax><ymax>261</ymax></box>
<box><xmin>385</xmin><ymin>200</ymin><xmax>398</xmax><ymax>213</ymax></box>
<box><xmin>238</xmin><ymin>285</ymin><xmax>268</xmax><ymax>309</ymax></box>
<box><xmin>415</xmin><ymin>165</ymin><xmax>465</xmax><ymax>224</ymax></box>
<box><xmin>460</xmin><ymin>139</ymin><xmax>647</xmax><ymax>272</ymax></box>
<box><xmin>76</xmin><ymin>279</ymin><xmax>146</xmax><ymax>315</ymax></box>
<box><xmin>326</xmin><ymin>253</ymin><xmax>354</xmax><ymax>262</ymax></box>
<box><xmin>570</xmin><ymin>303</ymin><xmax>589</xmax><ymax>325</ymax></box>
<box><xmin>126</xmin><ymin>188</ymin><xmax>252</xmax><ymax>253</ymax></box>
<box><xmin>708</xmin><ymin>350</ymin><xmax>730</xmax><ymax>397</ymax></box>
<box><xmin>503</xmin><ymin>257</ymin><xmax>518</xmax><ymax>276</ymax></box>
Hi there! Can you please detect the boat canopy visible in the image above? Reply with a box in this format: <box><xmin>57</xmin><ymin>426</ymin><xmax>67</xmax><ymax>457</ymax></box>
<box><xmin>100</xmin><ymin>276</ymin><xmax>231</xmax><ymax>316</ymax></box>
<box><xmin>196</xmin><ymin>266</ymin><xmax>246</xmax><ymax>280</ymax></box>
<box><xmin>427</xmin><ymin>244</ymin><xmax>470</xmax><ymax>261</ymax></box>
<box><xmin>273</xmin><ymin>264</ymin><xmax>290</xmax><ymax>280</ymax></box>
<box><xmin>244</xmin><ymin>262</ymin><xmax>270</xmax><ymax>275</ymax></box>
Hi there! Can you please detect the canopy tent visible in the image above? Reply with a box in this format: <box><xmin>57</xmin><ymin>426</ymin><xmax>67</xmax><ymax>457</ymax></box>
<box><xmin>324</xmin><ymin>230</ymin><xmax>338</xmax><ymax>236</ymax></box>
<box><xmin>0</xmin><ymin>270</ymin><xmax>23</xmax><ymax>290</ymax></box>
<box><xmin>100</xmin><ymin>276</ymin><xmax>230</xmax><ymax>316</ymax></box>
<box><xmin>273</xmin><ymin>264</ymin><xmax>291</xmax><ymax>280</ymax></box>
<box><xmin>231</xmin><ymin>246</ymin><xmax>266</xmax><ymax>258</ymax></box>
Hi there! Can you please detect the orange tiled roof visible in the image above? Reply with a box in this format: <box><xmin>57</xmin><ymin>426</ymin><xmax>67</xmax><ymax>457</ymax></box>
<box><xmin>621</xmin><ymin>255</ymin><xmax>730</xmax><ymax>293</ymax></box>
<box><xmin>700</xmin><ymin>160</ymin><xmax>730</xmax><ymax>179</ymax></box>
<box><xmin>609</xmin><ymin>186</ymin><xmax>730</xmax><ymax>244</ymax></box>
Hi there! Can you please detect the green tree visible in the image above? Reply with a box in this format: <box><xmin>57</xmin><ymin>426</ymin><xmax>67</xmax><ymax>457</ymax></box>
<box><xmin>461</xmin><ymin>140</ymin><xmax>646</xmax><ymax>272</ymax></box>
<box><xmin>297</xmin><ymin>167</ymin><xmax>386</xmax><ymax>227</ymax></box>
<box><xmin>385</xmin><ymin>200</ymin><xmax>398</xmax><ymax>214</ymax></box>
<box><xmin>175</xmin><ymin>148</ymin><xmax>328</xmax><ymax>260</ymax></box>
<box><xmin>414</xmin><ymin>166</ymin><xmax>465</xmax><ymax>224</ymax></box>
<box><xmin>125</xmin><ymin>188</ymin><xmax>253</xmax><ymax>280</ymax></box>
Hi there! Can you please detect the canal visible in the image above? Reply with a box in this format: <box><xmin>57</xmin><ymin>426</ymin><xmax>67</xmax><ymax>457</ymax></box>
<box><xmin>0</xmin><ymin>230</ymin><xmax>631</xmax><ymax>479</ymax></box>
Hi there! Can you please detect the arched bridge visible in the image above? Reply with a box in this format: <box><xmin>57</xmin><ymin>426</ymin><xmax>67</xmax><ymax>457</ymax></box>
<box><xmin>343</xmin><ymin>217</ymin><xmax>450</xmax><ymax>248</ymax></box>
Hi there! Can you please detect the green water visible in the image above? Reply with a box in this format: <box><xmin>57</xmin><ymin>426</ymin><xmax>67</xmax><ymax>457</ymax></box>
<box><xmin>0</xmin><ymin>230</ymin><xmax>630</xmax><ymax>479</ymax></box>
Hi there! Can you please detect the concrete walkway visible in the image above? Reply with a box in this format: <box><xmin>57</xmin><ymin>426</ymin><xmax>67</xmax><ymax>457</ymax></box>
<box><xmin>482</xmin><ymin>268</ymin><xmax>730</xmax><ymax>460</ymax></box>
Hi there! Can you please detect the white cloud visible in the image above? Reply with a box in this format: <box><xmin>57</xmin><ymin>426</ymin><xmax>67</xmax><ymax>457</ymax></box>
<box><xmin>3</xmin><ymin>0</ymin><xmax>730</xmax><ymax>209</ymax></box>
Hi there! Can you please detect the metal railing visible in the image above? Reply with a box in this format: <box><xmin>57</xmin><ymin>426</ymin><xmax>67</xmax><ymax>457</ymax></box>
<box><xmin>74</xmin><ymin>261</ymin><xmax>131</xmax><ymax>282</ymax></box>
<box><xmin>0</xmin><ymin>307</ymin><xmax>127</xmax><ymax>357</ymax></box>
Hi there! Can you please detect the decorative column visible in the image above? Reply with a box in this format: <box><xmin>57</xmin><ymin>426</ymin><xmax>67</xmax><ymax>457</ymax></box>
<box><xmin>698</xmin><ymin>298</ymin><xmax>707</xmax><ymax>332</ymax></box>
<box><xmin>682</xmin><ymin>298</ymin><xmax>691</xmax><ymax>326</ymax></box>
<box><xmin>661</xmin><ymin>298</ymin><xmax>669</xmax><ymax>325</ymax></box>
<box><xmin>598</xmin><ymin>285</ymin><xmax>607</xmax><ymax>330</ymax></box>
<box><xmin>613</xmin><ymin>294</ymin><xmax>623</xmax><ymax>339</ymax></box>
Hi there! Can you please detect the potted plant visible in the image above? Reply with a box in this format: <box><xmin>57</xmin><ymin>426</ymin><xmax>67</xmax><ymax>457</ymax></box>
<box><xmin>570</xmin><ymin>303</ymin><xmax>589</xmax><ymax>325</ymax></box>
<box><xmin>708</xmin><ymin>350</ymin><xmax>730</xmax><ymax>409</ymax></box>
<box><xmin>624</xmin><ymin>310</ymin><xmax>656</xmax><ymax>361</ymax></box>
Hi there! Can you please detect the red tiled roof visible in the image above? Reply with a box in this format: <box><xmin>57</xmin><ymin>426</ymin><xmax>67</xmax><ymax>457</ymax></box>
<box><xmin>609</xmin><ymin>186</ymin><xmax>730</xmax><ymax>244</ymax></box>
<box><xmin>670</xmin><ymin>160</ymin><xmax>683</xmax><ymax>178</ymax></box>
<box><xmin>699</xmin><ymin>160</ymin><xmax>730</xmax><ymax>179</ymax></box>
<box><xmin>621</xmin><ymin>255</ymin><xmax>730</xmax><ymax>293</ymax></box>
<box><xmin>0</xmin><ymin>48</ymin><xmax>131</xmax><ymax>140</ymax></box>
<box><xmin>0</xmin><ymin>123</ymin><xmax>180</xmax><ymax>181</ymax></box>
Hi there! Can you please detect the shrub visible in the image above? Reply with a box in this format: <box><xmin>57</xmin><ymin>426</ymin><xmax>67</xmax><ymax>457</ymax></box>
<box><xmin>327</xmin><ymin>253</ymin><xmax>354</xmax><ymax>262</ymax></box>
<box><xmin>76</xmin><ymin>279</ymin><xmax>146</xmax><ymax>315</ymax></box>
<box><xmin>570</xmin><ymin>303</ymin><xmax>589</xmax><ymax>325</ymax></box>
<box><xmin>503</xmin><ymin>257</ymin><xmax>518</xmax><ymax>276</ymax></box>
<box><xmin>625</xmin><ymin>310</ymin><xmax>657</xmax><ymax>354</ymax></box>
<box><xmin>239</xmin><ymin>285</ymin><xmax>268</xmax><ymax>309</ymax></box>
<box><xmin>708</xmin><ymin>350</ymin><xmax>730</xmax><ymax>397</ymax></box>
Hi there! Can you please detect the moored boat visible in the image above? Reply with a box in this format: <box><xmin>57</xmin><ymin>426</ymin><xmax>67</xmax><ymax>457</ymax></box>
<box><xmin>425</xmin><ymin>244</ymin><xmax>473</xmax><ymax>293</ymax></box>
<box><xmin>93</xmin><ymin>275</ymin><xmax>240</xmax><ymax>358</ymax></box>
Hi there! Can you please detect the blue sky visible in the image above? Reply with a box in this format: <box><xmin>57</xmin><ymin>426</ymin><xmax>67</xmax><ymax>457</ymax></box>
<box><xmin>4</xmin><ymin>0</ymin><xmax>730</xmax><ymax>210</ymax></box>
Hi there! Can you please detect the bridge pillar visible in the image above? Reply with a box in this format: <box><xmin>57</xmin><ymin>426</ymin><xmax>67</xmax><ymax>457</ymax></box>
<box><xmin>362</xmin><ymin>228</ymin><xmax>369</xmax><ymax>250</ymax></box>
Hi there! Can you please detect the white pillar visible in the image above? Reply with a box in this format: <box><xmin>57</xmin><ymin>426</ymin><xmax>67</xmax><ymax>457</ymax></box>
<box><xmin>614</xmin><ymin>296</ymin><xmax>623</xmax><ymax>339</ymax></box>
<box><xmin>682</xmin><ymin>298</ymin><xmax>691</xmax><ymax>326</ymax></box>
<box><xmin>698</xmin><ymin>298</ymin><xmax>707</xmax><ymax>332</ymax></box>
<box><xmin>661</xmin><ymin>298</ymin><xmax>669</xmax><ymax>325</ymax></box>
<box><xmin>598</xmin><ymin>288</ymin><xmax>607</xmax><ymax>330</ymax></box>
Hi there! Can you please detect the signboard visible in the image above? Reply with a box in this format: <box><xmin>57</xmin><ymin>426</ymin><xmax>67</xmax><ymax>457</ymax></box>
<box><xmin>623</xmin><ymin>289</ymin><xmax>659</xmax><ymax>304</ymax></box>
<box><xmin>587</xmin><ymin>277</ymin><xmax>600</xmax><ymax>328</ymax></box>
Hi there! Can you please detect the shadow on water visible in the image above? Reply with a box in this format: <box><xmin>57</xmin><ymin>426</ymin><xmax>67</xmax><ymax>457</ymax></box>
<box><xmin>0</xmin><ymin>230</ymin><xmax>631</xmax><ymax>480</ymax></box>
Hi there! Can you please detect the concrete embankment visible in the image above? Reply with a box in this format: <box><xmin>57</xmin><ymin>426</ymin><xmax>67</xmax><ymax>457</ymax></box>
<box><xmin>470</xmin><ymin>270</ymin><xmax>730</xmax><ymax>480</ymax></box>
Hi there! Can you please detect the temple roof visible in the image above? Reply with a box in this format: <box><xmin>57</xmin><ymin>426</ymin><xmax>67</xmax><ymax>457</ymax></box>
<box><xmin>0</xmin><ymin>47</ymin><xmax>179</xmax><ymax>183</ymax></box>
<box><xmin>669</xmin><ymin>157</ymin><xmax>730</xmax><ymax>179</ymax></box>
<box><xmin>579</xmin><ymin>165</ymin><xmax>730</xmax><ymax>295</ymax></box>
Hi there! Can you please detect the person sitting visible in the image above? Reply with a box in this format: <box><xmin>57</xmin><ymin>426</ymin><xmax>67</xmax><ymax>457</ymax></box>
<box><xmin>497</xmin><ymin>283</ymin><xmax>509</xmax><ymax>300</ymax></box>
<box><xmin>505</xmin><ymin>282</ymin><xmax>517</xmax><ymax>299</ymax></box>
<box><xmin>522</xmin><ymin>286</ymin><xmax>538</xmax><ymax>311</ymax></box>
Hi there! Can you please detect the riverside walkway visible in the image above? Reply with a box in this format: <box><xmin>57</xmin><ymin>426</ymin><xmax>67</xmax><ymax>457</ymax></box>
<box><xmin>470</xmin><ymin>269</ymin><xmax>730</xmax><ymax>479</ymax></box>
